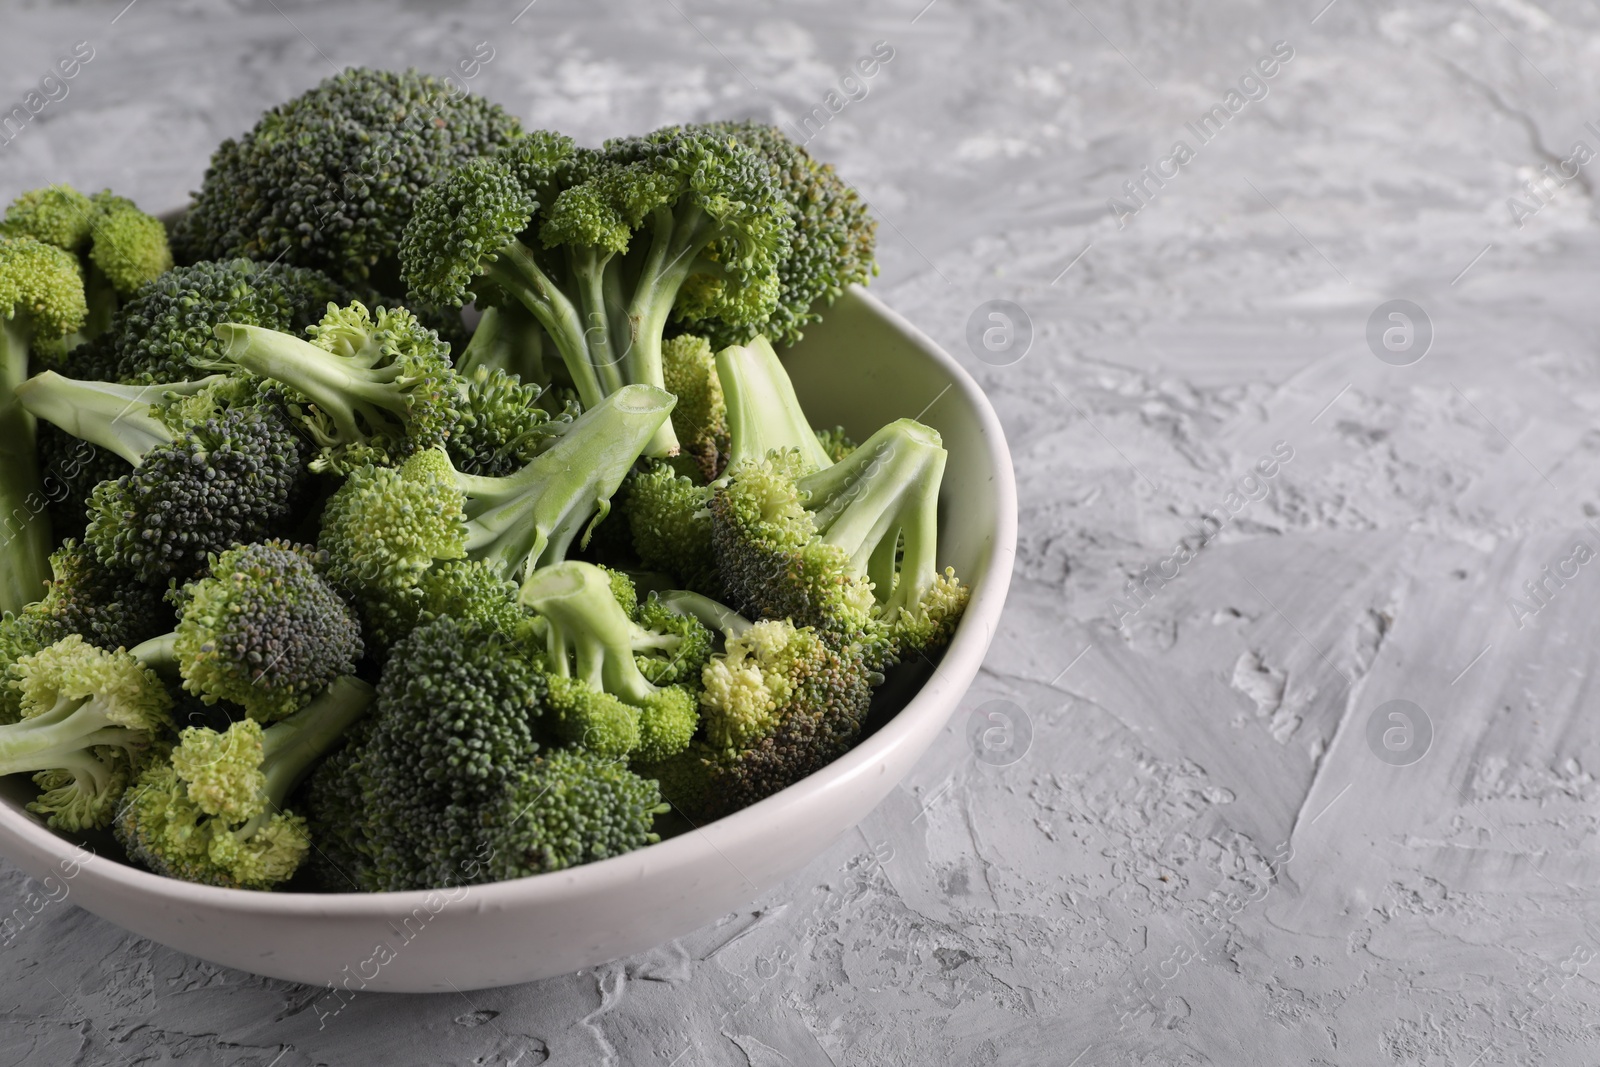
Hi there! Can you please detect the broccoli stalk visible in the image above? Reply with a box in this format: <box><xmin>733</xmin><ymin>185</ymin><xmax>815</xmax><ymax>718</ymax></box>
<box><xmin>0</xmin><ymin>635</ymin><xmax>172</xmax><ymax>830</ymax></box>
<box><xmin>456</xmin><ymin>302</ymin><xmax>550</xmax><ymax>385</ymax></box>
<box><xmin>0</xmin><ymin>236</ymin><xmax>89</xmax><ymax>611</ymax></box>
<box><xmin>716</xmin><ymin>335</ymin><xmax>833</xmax><ymax>473</ymax></box>
<box><xmin>116</xmin><ymin>675</ymin><xmax>375</xmax><ymax>890</ymax></box>
<box><xmin>15</xmin><ymin>371</ymin><xmax>225</xmax><ymax>465</ymax></box>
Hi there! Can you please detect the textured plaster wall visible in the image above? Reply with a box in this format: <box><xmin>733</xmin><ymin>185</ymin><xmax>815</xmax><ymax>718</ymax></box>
<box><xmin>2</xmin><ymin>0</ymin><xmax>1599</xmax><ymax>1064</ymax></box>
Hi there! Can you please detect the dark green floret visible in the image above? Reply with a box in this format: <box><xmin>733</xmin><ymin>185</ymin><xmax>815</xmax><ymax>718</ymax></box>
<box><xmin>116</xmin><ymin>675</ymin><xmax>373</xmax><ymax>890</ymax></box>
<box><xmin>20</xmin><ymin>373</ymin><xmax>310</xmax><ymax>583</ymax></box>
<box><xmin>131</xmin><ymin>541</ymin><xmax>363</xmax><ymax>722</ymax></box>
<box><xmin>65</xmin><ymin>258</ymin><xmax>346</xmax><ymax>385</ymax></box>
<box><xmin>172</xmin><ymin>67</ymin><xmax>524</xmax><ymax>291</ymax></box>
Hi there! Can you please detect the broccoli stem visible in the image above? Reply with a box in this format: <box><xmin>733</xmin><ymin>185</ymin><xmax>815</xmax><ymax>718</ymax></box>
<box><xmin>129</xmin><ymin>632</ymin><xmax>179</xmax><ymax>676</ymax></box>
<box><xmin>257</xmin><ymin>676</ymin><xmax>373</xmax><ymax>810</ymax></box>
<box><xmin>212</xmin><ymin>324</ymin><xmax>407</xmax><ymax>444</ymax></box>
<box><xmin>14</xmin><ymin>371</ymin><xmax>220</xmax><ymax>465</ymax></box>
<box><xmin>654</xmin><ymin>590</ymin><xmax>753</xmax><ymax>640</ymax></box>
<box><xmin>716</xmin><ymin>336</ymin><xmax>834</xmax><ymax>473</ymax></box>
<box><xmin>0</xmin><ymin>317</ymin><xmax>53</xmax><ymax>613</ymax></box>
<box><xmin>796</xmin><ymin>419</ymin><xmax>947</xmax><ymax>614</ymax></box>
<box><xmin>458</xmin><ymin>303</ymin><xmax>549</xmax><ymax>385</ymax></box>
<box><xmin>457</xmin><ymin>384</ymin><xmax>676</xmax><ymax>577</ymax></box>
<box><xmin>484</xmin><ymin>242</ymin><xmax>603</xmax><ymax>410</ymax></box>
<box><xmin>0</xmin><ymin>694</ymin><xmax>139</xmax><ymax>775</ymax></box>
<box><xmin>520</xmin><ymin>562</ymin><xmax>663</xmax><ymax>705</ymax></box>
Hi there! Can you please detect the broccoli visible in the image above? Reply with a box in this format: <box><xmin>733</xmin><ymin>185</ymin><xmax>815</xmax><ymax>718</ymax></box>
<box><xmin>116</xmin><ymin>675</ymin><xmax>374</xmax><ymax>890</ymax></box>
<box><xmin>131</xmin><ymin>541</ymin><xmax>362</xmax><ymax>722</ymax></box>
<box><xmin>61</xmin><ymin>258</ymin><xmax>347</xmax><ymax>386</ymax></box>
<box><xmin>2</xmin><ymin>185</ymin><xmax>172</xmax><ymax>339</ymax></box>
<box><xmin>210</xmin><ymin>301</ymin><xmax>457</xmax><ymax>473</ymax></box>
<box><xmin>0</xmin><ymin>634</ymin><xmax>172</xmax><ymax>831</ymax></box>
<box><xmin>0</xmin><ymin>540</ymin><xmax>171</xmax><ymax>725</ymax></box>
<box><xmin>401</xmin><ymin>128</ymin><xmax>792</xmax><ymax>457</ymax></box>
<box><xmin>18</xmin><ymin>372</ymin><xmax>310</xmax><ymax>582</ymax></box>
<box><xmin>623</xmin><ymin>334</ymin><xmax>832</xmax><ymax>593</ymax></box>
<box><xmin>711</xmin><ymin>417</ymin><xmax>968</xmax><ymax>666</ymax></box>
<box><xmin>456</xmin><ymin>302</ymin><xmax>550</xmax><ymax>385</ymax></box>
<box><xmin>639</xmin><ymin>618</ymin><xmax>874</xmax><ymax>821</ymax></box>
<box><xmin>520</xmin><ymin>561</ymin><xmax>705</xmax><ymax>761</ymax></box>
<box><xmin>304</xmin><ymin>612</ymin><xmax>669</xmax><ymax>891</ymax></box>
<box><xmin>0</xmin><ymin>234</ymin><xmax>88</xmax><ymax>612</ymax></box>
<box><xmin>172</xmin><ymin>67</ymin><xmax>523</xmax><ymax>293</ymax></box>
<box><xmin>666</xmin><ymin>121</ymin><xmax>877</xmax><ymax>349</ymax></box>
<box><xmin>660</xmin><ymin>333</ymin><xmax>729</xmax><ymax>480</ymax></box>
<box><xmin>448</xmin><ymin>363</ymin><xmax>569</xmax><ymax>477</ymax></box>
<box><xmin>318</xmin><ymin>384</ymin><xmax>673</xmax><ymax>648</ymax></box>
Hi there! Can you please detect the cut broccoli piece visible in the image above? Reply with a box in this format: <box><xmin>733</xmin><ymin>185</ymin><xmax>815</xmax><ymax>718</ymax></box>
<box><xmin>141</xmin><ymin>541</ymin><xmax>363</xmax><ymax>722</ymax></box>
<box><xmin>0</xmin><ymin>635</ymin><xmax>172</xmax><ymax>831</ymax></box>
<box><xmin>449</xmin><ymin>363</ymin><xmax>568</xmax><ymax>477</ymax></box>
<box><xmin>665</xmin><ymin>121</ymin><xmax>877</xmax><ymax>349</ymax></box>
<box><xmin>318</xmin><ymin>385</ymin><xmax>673</xmax><ymax>649</ymax></box>
<box><xmin>173</xmin><ymin>67</ymin><xmax>523</xmax><ymax>291</ymax></box>
<box><xmin>116</xmin><ymin>675</ymin><xmax>373</xmax><ymax>890</ymax></box>
<box><xmin>711</xmin><ymin>418</ymin><xmax>968</xmax><ymax>666</ymax></box>
<box><xmin>20</xmin><ymin>373</ymin><xmax>311</xmax><ymax>583</ymax></box>
<box><xmin>401</xmin><ymin>128</ymin><xmax>792</xmax><ymax>458</ymax></box>
<box><xmin>211</xmin><ymin>301</ymin><xmax>458</xmax><ymax>474</ymax></box>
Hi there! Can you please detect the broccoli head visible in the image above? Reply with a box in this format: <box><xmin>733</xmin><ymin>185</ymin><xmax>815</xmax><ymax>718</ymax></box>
<box><xmin>640</xmin><ymin>618</ymin><xmax>874</xmax><ymax>821</ymax></box>
<box><xmin>162</xmin><ymin>541</ymin><xmax>363</xmax><ymax>722</ymax></box>
<box><xmin>660</xmin><ymin>333</ymin><xmax>729</xmax><ymax>480</ymax></box>
<box><xmin>116</xmin><ymin>675</ymin><xmax>373</xmax><ymax>890</ymax></box>
<box><xmin>173</xmin><ymin>67</ymin><xmax>524</xmax><ymax>291</ymax></box>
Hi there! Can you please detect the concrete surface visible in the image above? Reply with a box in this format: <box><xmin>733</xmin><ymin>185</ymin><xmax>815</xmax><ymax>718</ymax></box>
<box><xmin>3</xmin><ymin>0</ymin><xmax>1600</xmax><ymax>1063</ymax></box>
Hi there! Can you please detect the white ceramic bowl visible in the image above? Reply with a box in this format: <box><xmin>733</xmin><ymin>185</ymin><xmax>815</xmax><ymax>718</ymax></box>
<box><xmin>0</xmin><ymin>287</ymin><xmax>1016</xmax><ymax>991</ymax></box>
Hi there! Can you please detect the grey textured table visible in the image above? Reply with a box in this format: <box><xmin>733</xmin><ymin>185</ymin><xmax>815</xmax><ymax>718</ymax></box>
<box><xmin>4</xmin><ymin>1</ymin><xmax>1600</xmax><ymax>1064</ymax></box>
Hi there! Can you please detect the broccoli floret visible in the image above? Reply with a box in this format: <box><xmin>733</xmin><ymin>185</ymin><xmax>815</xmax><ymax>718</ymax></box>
<box><xmin>309</xmin><ymin>612</ymin><xmax>668</xmax><ymax>891</ymax></box>
<box><xmin>623</xmin><ymin>334</ymin><xmax>831</xmax><ymax>594</ymax></box>
<box><xmin>318</xmin><ymin>385</ymin><xmax>673</xmax><ymax>648</ymax></box>
<box><xmin>639</xmin><ymin>619</ymin><xmax>874</xmax><ymax>820</ymax></box>
<box><xmin>660</xmin><ymin>333</ymin><xmax>728</xmax><ymax>480</ymax></box>
<box><xmin>116</xmin><ymin>675</ymin><xmax>373</xmax><ymax>890</ymax></box>
<box><xmin>132</xmin><ymin>541</ymin><xmax>362</xmax><ymax>722</ymax></box>
<box><xmin>58</xmin><ymin>258</ymin><xmax>347</xmax><ymax>386</ymax></box>
<box><xmin>449</xmin><ymin>364</ymin><xmax>568</xmax><ymax>477</ymax></box>
<box><xmin>172</xmin><ymin>67</ymin><xmax>523</xmax><ymax>292</ymax></box>
<box><xmin>20</xmin><ymin>373</ymin><xmax>310</xmax><ymax>583</ymax></box>
<box><xmin>0</xmin><ymin>541</ymin><xmax>171</xmax><ymax>726</ymax></box>
<box><xmin>0</xmin><ymin>635</ymin><xmax>172</xmax><ymax>831</ymax></box>
<box><xmin>814</xmin><ymin>426</ymin><xmax>857</xmax><ymax>463</ymax></box>
<box><xmin>0</xmin><ymin>235</ymin><xmax>88</xmax><ymax>611</ymax></box>
<box><xmin>711</xmin><ymin>417</ymin><xmax>968</xmax><ymax>666</ymax></box>
<box><xmin>2</xmin><ymin>185</ymin><xmax>171</xmax><ymax>339</ymax></box>
<box><xmin>210</xmin><ymin>301</ymin><xmax>458</xmax><ymax>474</ymax></box>
<box><xmin>520</xmin><ymin>561</ymin><xmax>703</xmax><ymax>761</ymax></box>
<box><xmin>666</xmin><ymin>121</ymin><xmax>876</xmax><ymax>349</ymax></box>
<box><xmin>402</xmin><ymin>128</ymin><xmax>791</xmax><ymax>458</ymax></box>
<box><xmin>333</xmin><ymin>613</ymin><xmax>548</xmax><ymax>890</ymax></box>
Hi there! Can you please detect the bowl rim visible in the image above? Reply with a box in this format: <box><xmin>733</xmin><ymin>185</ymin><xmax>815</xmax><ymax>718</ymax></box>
<box><xmin>0</xmin><ymin>284</ymin><xmax>1017</xmax><ymax>916</ymax></box>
